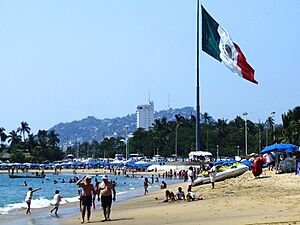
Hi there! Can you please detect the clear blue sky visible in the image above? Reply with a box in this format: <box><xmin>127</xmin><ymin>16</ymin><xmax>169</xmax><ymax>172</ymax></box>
<box><xmin>0</xmin><ymin>0</ymin><xmax>299</xmax><ymax>133</ymax></box>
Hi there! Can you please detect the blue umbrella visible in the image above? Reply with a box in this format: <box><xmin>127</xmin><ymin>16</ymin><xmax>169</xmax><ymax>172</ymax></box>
<box><xmin>261</xmin><ymin>143</ymin><xmax>299</xmax><ymax>154</ymax></box>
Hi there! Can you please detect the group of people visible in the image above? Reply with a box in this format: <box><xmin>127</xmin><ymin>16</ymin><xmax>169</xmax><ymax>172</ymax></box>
<box><xmin>187</xmin><ymin>164</ymin><xmax>217</xmax><ymax>191</ymax></box>
<box><xmin>163</xmin><ymin>186</ymin><xmax>203</xmax><ymax>202</ymax></box>
<box><xmin>24</xmin><ymin>174</ymin><xmax>117</xmax><ymax>223</ymax></box>
<box><xmin>77</xmin><ymin>175</ymin><xmax>116</xmax><ymax>223</ymax></box>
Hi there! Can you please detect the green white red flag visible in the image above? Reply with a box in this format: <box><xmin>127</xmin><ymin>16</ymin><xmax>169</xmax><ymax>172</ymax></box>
<box><xmin>202</xmin><ymin>5</ymin><xmax>258</xmax><ymax>84</ymax></box>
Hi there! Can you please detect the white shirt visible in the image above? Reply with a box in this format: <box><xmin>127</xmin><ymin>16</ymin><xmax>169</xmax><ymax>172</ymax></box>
<box><xmin>188</xmin><ymin>170</ymin><xmax>194</xmax><ymax>185</ymax></box>
<box><xmin>53</xmin><ymin>194</ymin><xmax>62</xmax><ymax>204</ymax></box>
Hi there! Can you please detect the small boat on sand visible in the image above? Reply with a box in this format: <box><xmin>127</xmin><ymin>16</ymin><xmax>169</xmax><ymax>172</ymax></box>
<box><xmin>192</xmin><ymin>162</ymin><xmax>248</xmax><ymax>186</ymax></box>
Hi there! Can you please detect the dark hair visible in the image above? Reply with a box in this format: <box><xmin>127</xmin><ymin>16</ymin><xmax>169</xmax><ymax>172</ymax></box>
<box><xmin>209</xmin><ymin>163</ymin><xmax>213</xmax><ymax>167</ymax></box>
<box><xmin>55</xmin><ymin>190</ymin><xmax>59</xmax><ymax>194</ymax></box>
<box><xmin>28</xmin><ymin>187</ymin><xmax>33</xmax><ymax>191</ymax></box>
<box><xmin>189</xmin><ymin>166</ymin><xmax>193</xmax><ymax>170</ymax></box>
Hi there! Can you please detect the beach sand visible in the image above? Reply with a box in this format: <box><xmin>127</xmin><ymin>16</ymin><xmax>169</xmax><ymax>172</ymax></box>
<box><xmin>61</xmin><ymin>171</ymin><xmax>300</xmax><ymax>225</ymax></box>
<box><xmin>1</xmin><ymin>169</ymin><xmax>299</xmax><ymax>225</ymax></box>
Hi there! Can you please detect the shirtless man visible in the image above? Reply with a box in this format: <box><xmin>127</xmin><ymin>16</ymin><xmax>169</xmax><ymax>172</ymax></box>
<box><xmin>77</xmin><ymin>176</ymin><xmax>95</xmax><ymax>223</ymax></box>
<box><xmin>98</xmin><ymin>175</ymin><xmax>116</xmax><ymax>222</ymax></box>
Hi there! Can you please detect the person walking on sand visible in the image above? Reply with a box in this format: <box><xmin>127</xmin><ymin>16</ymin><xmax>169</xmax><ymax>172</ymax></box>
<box><xmin>25</xmin><ymin>187</ymin><xmax>41</xmax><ymax>214</ymax></box>
<box><xmin>49</xmin><ymin>190</ymin><xmax>63</xmax><ymax>215</ymax></box>
<box><xmin>144</xmin><ymin>177</ymin><xmax>150</xmax><ymax>195</ymax></box>
<box><xmin>77</xmin><ymin>176</ymin><xmax>95</xmax><ymax>224</ymax></box>
<box><xmin>98</xmin><ymin>175</ymin><xmax>116</xmax><ymax>222</ymax></box>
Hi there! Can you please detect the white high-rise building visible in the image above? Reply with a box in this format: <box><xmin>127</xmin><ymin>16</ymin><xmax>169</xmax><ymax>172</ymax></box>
<box><xmin>136</xmin><ymin>101</ymin><xmax>154</xmax><ymax>131</ymax></box>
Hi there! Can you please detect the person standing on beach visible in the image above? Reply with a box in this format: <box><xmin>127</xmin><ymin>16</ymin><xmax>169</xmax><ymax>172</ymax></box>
<box><xmin>209</xmin><ymin>163</ymin><xmax>217</xmax><ymax>189</ymax></box>
<box><xmin>187</xmin><ymin>166</ymin><xmax>194</xmax><ymax>192</ymax></box>
<box><xmin>77</xmin><ymin>176</ymin><xmax>95</xmax><ymax>223</ymax></box>
<box><xmin>25</xmin><ymin>187</ymin><xmax>41</xmax><ymax>214</ymax></box>
<box><xmin>98</xmin><ymin>175</ymin><xmax>116</xmax><ymax>222</ymax></box>
<box><xmin>49</xmin><ymin>190</ymin><xmax>62</xmax><ymax>215</ymax></box>
<box><xmin>144</xmin><ymin>177</ymin><xmax>150</xmax><ymax>195</ymax></box>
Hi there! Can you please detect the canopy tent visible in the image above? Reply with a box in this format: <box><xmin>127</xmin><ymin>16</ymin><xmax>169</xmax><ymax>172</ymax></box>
<box><xmin>188</xmin><ymin>151</ymin><xmax>212</xmax><ymax>161</ymax></box>
<box><xmin>261</xmin><ymin>143</ymin><xmax>299</xmax><ymax>154</ymax></box>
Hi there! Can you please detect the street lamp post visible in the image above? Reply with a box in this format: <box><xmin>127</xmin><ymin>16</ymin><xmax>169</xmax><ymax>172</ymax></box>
<box><xmin>243</xmin><ymin>112</ymin><xmax>248</xmax><ymax>155</ymax></box>
<box><xmin>124</xmin><ymin>125</ymin><xmax>129</xmax><ymax>160</ymax></box>
<box><xmin>216</xmin><ymin>145</ymin><xmax>219</xmax><ymax>161</ymax></box>
<box><xmin>271</xmin><ymin>112</ymin><xmax>276</xmax><ymax>142</ymax></box>
<box><xmin>237</xmin><ymin>145</ymin><xmax>240</xmax><ymax>156</ymax></box>
<box><xmin>175</xmin><ymin>123</ymin><xmax>181</xmax><ymax>159</ymax></box>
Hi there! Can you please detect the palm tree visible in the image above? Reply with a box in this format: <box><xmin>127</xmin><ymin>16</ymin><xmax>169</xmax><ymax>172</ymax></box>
<box><xmin>17</xmin><ymin>121</ymin><xmax>31</xmax><ymax>142</ymax></box>
<box><xmin>265</xmin><ymin>116</ymin><xmax>274</xmax><ymax>145</ymax></box>
<box><xmin>37</xmin><ymin>130</ymin><xmax>48</xmax><ymax>149</ymax></box>
<box><xmin>203</xmin><ymin>112</ymin><xmax>211</xmax><ymax>151</ymax></box>
<box><xmin>48</xmin><ymin>130</ymin><xmax>60</xmax><ymax>147</ymax></box>
<box><xmin>27</xmin><ymin>133</ymin><xmax>37</xmax><ymax>153</ymax></box>
<box><xmin>0</xmin><ymin>127</ymin><xmax>7</xmax><ymax>145</ymax></box>
<box><xmin>8</xmin><ymin>130</ymin><xmax>22</xmax><ymax>146</ymax></box>
<box><xmin>281</xmin><ymin>106</ymin><xmax>300</xmax><ymax>145</ymax></box>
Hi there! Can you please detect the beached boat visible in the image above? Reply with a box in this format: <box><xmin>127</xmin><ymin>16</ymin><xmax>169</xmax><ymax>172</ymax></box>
<box><xmin>8</xmin><ymin>174</ymin><xmax>46</xmax><ymax>179</ymax></box>
<box><xmin>192</xmin><ymin>163</ymin><xmax>248</xmax><ymax>186</ymax></box>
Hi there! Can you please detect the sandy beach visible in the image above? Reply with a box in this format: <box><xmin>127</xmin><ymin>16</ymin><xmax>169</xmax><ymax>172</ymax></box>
<box><xmin>0</xmin><ymin>169</ymin><xmax>299</xmax><ymax>225</ymax></box>
<box><xmin>60</xmin><ymin>171</ymin><xmax>300</xmax><ymax>225</ymax></box>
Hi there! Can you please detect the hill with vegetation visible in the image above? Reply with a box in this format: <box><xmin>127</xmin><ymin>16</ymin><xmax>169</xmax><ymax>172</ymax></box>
<box><xmin>51</xmin><ymin>107</ymin><xmax>197</xmax><ymax>147</ymax></box>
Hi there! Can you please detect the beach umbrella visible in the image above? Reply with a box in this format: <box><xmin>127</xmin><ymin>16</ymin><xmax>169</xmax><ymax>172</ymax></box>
<box><xmin>261</xmin><ymin>143</ymin><xmax>299</xmax><ymax>154</ymax></box>
<box><xmin>0</xmin><ymin>163</ymin><xmax>8</xmax><ymax>167</ymax></box>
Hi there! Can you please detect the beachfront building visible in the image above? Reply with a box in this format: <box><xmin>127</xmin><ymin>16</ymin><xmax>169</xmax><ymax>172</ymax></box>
<box><xmin>136</xmin><ymin>101</ymin><xmax>154</xmax><ymax>131</ymax></box>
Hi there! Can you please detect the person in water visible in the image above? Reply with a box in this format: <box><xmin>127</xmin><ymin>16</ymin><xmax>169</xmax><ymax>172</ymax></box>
<box><xmin>77</xmin><ymin>176</ymin><xmax>96</xmax><ymax>224</ymax></box>
<box><xmin>25</xmin><ymin>187</ymin><xmax>41</xmax><ymax>214</ymax></box>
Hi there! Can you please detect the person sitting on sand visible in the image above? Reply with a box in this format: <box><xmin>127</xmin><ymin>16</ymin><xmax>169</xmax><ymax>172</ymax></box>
<box><xmin>163</xmin><ymin>190</ymin><xmax>176</xmax><ymax>202</ymax></box>
<box><xmin>186</xmin><ymin>192</ymin><xmax>203</xmax><ymax>202</ymax></box>
<box><xmin>160</xmin><ymin>181</ymin><xmax>167</xmax><ymax>189</ymax></box>
<box><xmin>25</xmin><ymin>187</ymin><xmax>41</xmax><ymax>214</ymax></box>
<box><xmin>176</xmin><ymin>187</ymin><xmax>185</xmax><ymax>200</ymax></box>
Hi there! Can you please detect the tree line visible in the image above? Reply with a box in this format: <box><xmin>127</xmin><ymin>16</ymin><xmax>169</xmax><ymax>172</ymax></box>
<box><xmin>1</xmin><ymin>106</ymin><xmax>299</xmax><ymax>162</ymax></box>
<box><xmin>66</xmin><ymin>106</ymin><xmax>299</xmax><ymax>159</ymax></box>
<box><xmin>0</xmin><ymin>122</ymin><xmax>64</xmax><ymax>163</ymax></box>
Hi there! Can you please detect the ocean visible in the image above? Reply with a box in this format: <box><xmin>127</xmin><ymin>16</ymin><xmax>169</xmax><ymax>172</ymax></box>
<box><xmin>0</xmin><ymin>172</ymin><xmax>181</xmax><ymax>215</ymax></box>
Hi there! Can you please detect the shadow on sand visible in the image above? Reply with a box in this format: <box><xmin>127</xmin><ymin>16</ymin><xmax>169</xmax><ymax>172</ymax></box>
<box><xmin>89</xmin><ymin>217</ymin><xmax>134</xmax><ymax>223</ymax></box>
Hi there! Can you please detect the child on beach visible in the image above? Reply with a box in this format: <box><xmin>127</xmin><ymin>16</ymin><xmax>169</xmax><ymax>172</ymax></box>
<box><xmin>25</xmin><ymin>187</ymin><xmax>41</xmax><ymax>214</ymax></box>
<box><xmin>176</xmin><ymin>187</ymin><xmax>186</xmax><ymax>200</ymax></box>
<box><xmin>163</xmin><ymin>190</ymin><xmax>176</xmax><ymax>202</ymax></box>
<box><xmin>49</xmin><ymin>190</ymin><xmax>63</xmax><ymax>215</ymax></box>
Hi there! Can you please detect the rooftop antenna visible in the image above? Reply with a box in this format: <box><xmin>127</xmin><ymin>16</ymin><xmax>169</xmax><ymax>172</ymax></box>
<box><xmin>148</xmin><ymin>91</ymin><xmax>151</xmax><ymax>103</ymax></box>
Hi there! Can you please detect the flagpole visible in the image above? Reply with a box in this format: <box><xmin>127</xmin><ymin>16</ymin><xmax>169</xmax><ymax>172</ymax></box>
<box><xmin>195</xmin><ymin>0</ymin><xmax>201</xmax><ymax>151</ymax></box>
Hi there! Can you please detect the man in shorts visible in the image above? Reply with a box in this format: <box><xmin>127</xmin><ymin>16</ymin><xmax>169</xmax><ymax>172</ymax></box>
<box><xmin>98</xmin><ymin>175</ymin><xmax>116</xmax><ymax>222</ymax></box>
<box><xmin>77</xmin><ymin>176</ymin><xmax>95</xmax><ymax>223</ymax></box>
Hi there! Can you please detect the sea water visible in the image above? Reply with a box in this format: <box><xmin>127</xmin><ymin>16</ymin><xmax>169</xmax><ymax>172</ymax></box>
<box><xmin>0</xmin><ymin>172</ymin><xmax>181</xmax><ymax>215</ymax></box>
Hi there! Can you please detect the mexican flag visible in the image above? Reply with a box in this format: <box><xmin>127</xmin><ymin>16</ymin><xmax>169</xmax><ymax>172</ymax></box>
<box><xmin>202</xmin><ymin>6</ymin><xmax>258</xmax><ymax>84</ymax></box>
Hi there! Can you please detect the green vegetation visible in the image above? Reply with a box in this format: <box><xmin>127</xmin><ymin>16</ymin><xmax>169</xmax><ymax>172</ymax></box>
<box><xmin>67</xmin><ymin>107</ymin><xmax>299</xmax><ymax>159</ymax></box>
<box><xmin>1</xmin><ymin>106</ymin><xmax>299</xmax><ymax>161</ymax></box>
<box><xmin>0</xmin><ymin>122</ymin><xmax>64</xmax><ymax>163</ymax></box>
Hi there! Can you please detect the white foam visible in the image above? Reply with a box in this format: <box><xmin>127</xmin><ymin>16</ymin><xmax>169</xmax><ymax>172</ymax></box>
<box><xmin>0</xmin><ymin>196</ymin><xmax>79</xmax><ymax>215</ymax></box>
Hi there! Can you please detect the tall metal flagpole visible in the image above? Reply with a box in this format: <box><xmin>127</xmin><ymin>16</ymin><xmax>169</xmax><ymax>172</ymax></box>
<box><xmin>195</xmin><ymin>0</ymin><xmax>201</xmax><ymax>151</ymax></box>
